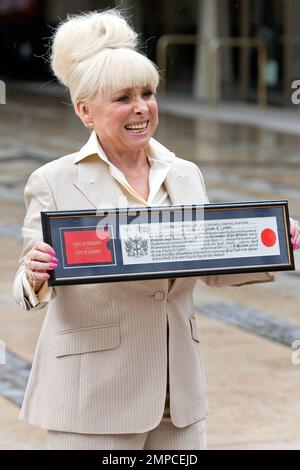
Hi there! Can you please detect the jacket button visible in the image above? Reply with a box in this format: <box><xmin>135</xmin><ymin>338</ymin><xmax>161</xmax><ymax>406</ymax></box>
<box><xmin>154</xmin><ymin>291</ymin><xmax>165</xmax><ymax>301</ymax></box>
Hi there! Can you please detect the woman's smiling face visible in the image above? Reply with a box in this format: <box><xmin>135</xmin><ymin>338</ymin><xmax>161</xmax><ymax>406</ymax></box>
<box><xmin>78</xmin><ymin>86</ymin><xmax>159</xmax><ymax>155</ymax></box>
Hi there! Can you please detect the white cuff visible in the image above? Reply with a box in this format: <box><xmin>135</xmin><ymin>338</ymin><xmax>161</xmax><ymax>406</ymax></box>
<box><xmin>22</xmin><ymin>272</ymin><xmax>53</xmax><ymax>307</ymax></box>
<box><xmin>22</xmin><ymin>271</ymin><xmax>39</xmax><ymax>307</ymax></box>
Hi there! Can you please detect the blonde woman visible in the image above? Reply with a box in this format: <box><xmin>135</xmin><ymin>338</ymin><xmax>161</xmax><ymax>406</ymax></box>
<box><xmin>13</xmin><ymin>10</ymin><xmax>300</xmax><ymax>450</ymax></box>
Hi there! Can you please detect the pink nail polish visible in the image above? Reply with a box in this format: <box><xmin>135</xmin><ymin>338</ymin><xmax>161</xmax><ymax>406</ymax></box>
<box><xmin>49</xmin><ymin>262</ymin><xmax>58</xmax><ymax>269</ymax></box>
<box><xmin>47</xmin><ymin>247</ymin><xmax>56</xmax><ymax>255</ymax></box>
<box><xmin>51</xmin><ymin>257</ymin><xmax>59</xmax><ymax>263</ymax></box>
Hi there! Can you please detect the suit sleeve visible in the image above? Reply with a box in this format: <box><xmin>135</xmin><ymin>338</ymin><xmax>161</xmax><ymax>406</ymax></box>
<box><xmin>192</xmin><ymin>163</ymin><xmax>276</xmax><ymax>288</ymax></box>
<box><xmin>12</xmin><ymin>168</ymin><xmax>57</xmax><ymax>311</ymax></box>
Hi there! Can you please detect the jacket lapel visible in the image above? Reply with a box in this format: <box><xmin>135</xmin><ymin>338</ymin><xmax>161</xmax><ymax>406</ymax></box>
<box><xmin>164</xmin><ymin>167</ymin><xmax>186</xmax><ymax>204</ymax></box>
<box><xmin>164</xmin><ymin>165</ymin><xmax>207</xmax><ymax>205</ymax></box>
<box><xmin>73</xmin><ymin>155</ymin><xmax>126</xmax><ymax>210</ymax></box>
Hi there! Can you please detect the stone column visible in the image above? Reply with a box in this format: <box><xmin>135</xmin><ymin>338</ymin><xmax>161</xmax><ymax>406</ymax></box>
<box><xmin>193</xmin><ymin>0</ymin><xmax>220</xmax><ymax>101</ymax></box>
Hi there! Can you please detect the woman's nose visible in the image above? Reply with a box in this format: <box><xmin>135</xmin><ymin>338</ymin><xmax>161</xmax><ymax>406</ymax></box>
<box><xmin>133</xmin><ymin>97</ymin><xmax>147</xmax><ymax>114</ymax></box>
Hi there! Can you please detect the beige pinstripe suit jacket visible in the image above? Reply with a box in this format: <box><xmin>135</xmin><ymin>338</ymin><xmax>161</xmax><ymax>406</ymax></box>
<box><xmin>13</xmin><ymin>137</ymin><xmax>274</xmax><ymax>434</ymax></box>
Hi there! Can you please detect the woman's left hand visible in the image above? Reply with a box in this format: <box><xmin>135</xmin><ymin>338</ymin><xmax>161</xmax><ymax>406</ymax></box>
<box><xmin>290</xmin><ymin>218</ymin><xmax>300</xmax><ymax>250</ymax></box>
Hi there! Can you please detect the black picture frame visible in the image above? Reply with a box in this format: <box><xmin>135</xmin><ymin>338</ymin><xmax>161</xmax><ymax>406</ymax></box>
<box><xmin>41</xmin><ymin>200</ymin><xmax>295</xmax><ymax>286</ymax></box>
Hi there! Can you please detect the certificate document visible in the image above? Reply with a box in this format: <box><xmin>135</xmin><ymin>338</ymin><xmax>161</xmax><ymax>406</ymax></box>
<box><xmin>41</xmin><ymin>200</ymin><xmax>294</xmax><ymax>286</ymax></box>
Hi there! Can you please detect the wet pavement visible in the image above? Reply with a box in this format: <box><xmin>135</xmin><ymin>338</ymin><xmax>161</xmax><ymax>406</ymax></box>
<box><xmin>0</xmin><ymin>83</ymin><xmax>299</xmax><ymax>449</ymax></box>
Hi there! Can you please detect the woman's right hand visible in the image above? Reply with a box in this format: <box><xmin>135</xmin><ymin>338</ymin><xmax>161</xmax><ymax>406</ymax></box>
<box><xmin>24</xmin><ymin>241</ymin><xmax>59</xmax><ymax>293</ymax></box>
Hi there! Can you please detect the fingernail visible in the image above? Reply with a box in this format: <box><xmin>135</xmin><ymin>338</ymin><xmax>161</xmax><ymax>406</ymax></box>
<box><xmin>49</xmin><ymin>262</ymin><xmax>58</xmax><ymax>269</ymax></box>
<box><xmin>47</xmin><ymin>247</ymin><xmax>56</xmax><ymax>255</ymax></box>
<box><xmin>42</xmin><ymin>273</ymin><xmax>50</xmax><ymax>279</ymax></box>
<box><xmin>51</xmin><ymin>257</ymin><xmax>59</xmax><ymax>263</ymax></box>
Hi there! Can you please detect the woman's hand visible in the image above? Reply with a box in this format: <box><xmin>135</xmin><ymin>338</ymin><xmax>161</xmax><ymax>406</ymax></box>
<box><xmin>290</xmin><ymin>218</ymin><xmax>300</xmax><ymax>250</ymax></box>
<box><xmin>24</xmin><ymin>241</ymin><xmax>59</xmax><ymax>293</ymax></box>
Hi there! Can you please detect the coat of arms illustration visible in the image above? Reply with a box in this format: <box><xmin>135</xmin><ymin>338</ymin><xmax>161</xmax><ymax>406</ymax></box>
<box><xmin>124</xmin><ymin>237</ymin><xmax>148</xmax><ymax>257</ymax></box>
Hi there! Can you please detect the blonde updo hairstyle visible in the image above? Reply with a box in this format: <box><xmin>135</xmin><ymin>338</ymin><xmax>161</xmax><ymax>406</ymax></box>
<box><xmin>50</xmin><ymin>10</ymin><xmax>159</xmax><ymax>106</ymax></box>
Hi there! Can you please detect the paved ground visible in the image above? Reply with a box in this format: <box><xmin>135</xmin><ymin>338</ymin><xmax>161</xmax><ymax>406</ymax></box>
<box><xmin>0</xmin><ymin>82</ymin><xmax>299</xmax><ymax>449</ymax></box>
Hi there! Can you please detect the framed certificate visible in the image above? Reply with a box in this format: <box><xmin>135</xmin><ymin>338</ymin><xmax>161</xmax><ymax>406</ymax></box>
<box><xmin>41</xmin><ymin>200</ymin><xmax>294</xmax><ymax>286</ymax></box>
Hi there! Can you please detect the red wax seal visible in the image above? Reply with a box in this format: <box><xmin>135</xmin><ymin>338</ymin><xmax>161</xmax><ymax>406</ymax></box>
<box><xmin>64</xmin><ymin>230</ymin><xmax>112</xmax><ymax>265</ymax></box>
<box><xmin>261</xmin><ymin>228</ymin><xmax>277</xmax><ymax>247</ymax></box>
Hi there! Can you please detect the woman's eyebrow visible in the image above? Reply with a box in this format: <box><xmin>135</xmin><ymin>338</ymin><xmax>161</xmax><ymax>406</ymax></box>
<box><xmin>115</xmin><ymin>88</ymin><xmax>131</xmax><ymax>95</ymax></box>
